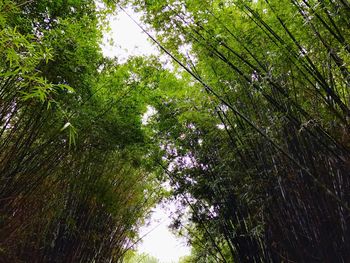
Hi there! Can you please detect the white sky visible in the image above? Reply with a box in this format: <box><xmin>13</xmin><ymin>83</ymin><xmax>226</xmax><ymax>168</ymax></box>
<box><xmin>137</xmin><ymin>202</ymin><xmax>190</xmax><ymax>263</ymax></box>
<box><xmin>101</xmin><ymin>7</ymin><xmax>191</xmax><ymax>263</ymax></box>
<box><xmin>101</xmin><ymin>9</ymin><xmax>159</xmax><ymax>62</ymax></box>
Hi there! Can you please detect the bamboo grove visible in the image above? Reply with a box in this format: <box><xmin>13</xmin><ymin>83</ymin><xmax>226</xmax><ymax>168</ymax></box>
<box><xmin>0</xmin><ymin>1</ymin><xmax>166</xmax><ymax>262</ymax></box>
<box><xmin>1</xmin><ymin>0</ymin><xmax>350</xmax><ymax>262</ymax></box>
<box><xmin>117</xmin><ymin>0</ymin><xmax>350</xmax><ymax>262</ymax></box>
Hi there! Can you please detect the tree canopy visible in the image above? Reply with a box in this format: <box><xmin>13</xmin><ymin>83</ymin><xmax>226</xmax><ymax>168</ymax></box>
<box><xmin>0</xmin><ymin>0</ymin><xmax>349</xmax><ymax>262</ymax></box>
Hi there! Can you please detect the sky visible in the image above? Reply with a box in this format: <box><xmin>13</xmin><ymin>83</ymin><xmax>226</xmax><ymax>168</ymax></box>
<box><xmin>101</xmin><ymin>9</ymin><xmax>158</xmax><ymax>62</ymax></box>
<box><xmin>101</xmin><ymin>7</ymin><xmax>191</xmax><ymax>263</ymax></box>
<box><xmin>137</xmin><ymin>202</ymin><xmax>191</xmax><ymax>263</ymax></box>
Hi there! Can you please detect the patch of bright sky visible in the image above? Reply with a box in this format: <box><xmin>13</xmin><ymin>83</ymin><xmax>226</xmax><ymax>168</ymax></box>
<box><xmin>100</xmin><ymin>6</ymin><xmax>191</xmax><ymax>262</ymax></box>
<box><xmin>137</xmin><ymin>202</ymin><xmax>190</xmax><ymax>263</ymax></box>
<box><xmin>100</xmin><ymin>5</ymin><xmax>173</xmax><ymax>70</ymax></box>
<box><xmin>142</xmin><ymin>105</ymin><xmax>157</xmax><ymax>125</ymax></box>
<box><xmin>216</xmin><ymin>124</ymin><xmax>226</xmax><ymax>130</ymax></box>
<box><xmin>101</xmin><ymin>8</ymin><xmax>158</xmax><ymax>62</ymax></box>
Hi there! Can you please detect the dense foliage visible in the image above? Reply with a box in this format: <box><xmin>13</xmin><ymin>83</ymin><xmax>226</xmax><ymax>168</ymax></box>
<box><xmin>1</xmin><ymin>0</ymin><xmax>349</xmax><ymax>262</ymax></box>
<box><xmin>118</xmin><ymin>0</ymin><xmax>350</xmax><ymax>262</ymax></box>
<box><xmin>0</xmin><ymin>1</ymin><xmax>165</xmax><ymax>262</ymax></box>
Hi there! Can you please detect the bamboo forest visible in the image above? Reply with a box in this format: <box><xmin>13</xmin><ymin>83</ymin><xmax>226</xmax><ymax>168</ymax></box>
<box><xmin>0</xmin><ymin>0</ymin><xmax>349</xmax><ymax>262</ymax></box>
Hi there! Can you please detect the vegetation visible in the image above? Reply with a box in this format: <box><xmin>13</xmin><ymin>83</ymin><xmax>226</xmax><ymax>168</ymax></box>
<box><xmin>124</xmin><ymin>250</ymin><xmax>160</xmax><ymax>263</ymax></box>
<box><xmin>0</xmin><ymin>1</ymin><xmax>161</xmax><ymax>261</ymax></box>
<box><xmin>1</xmin><ymin>0</ymin><xmax>349</xmax><ymax>262</ymax></box>
<box><xmin>120</xmin><ymin>0</ymin><xmax>350</xmax><ymax>262</ymax></box>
